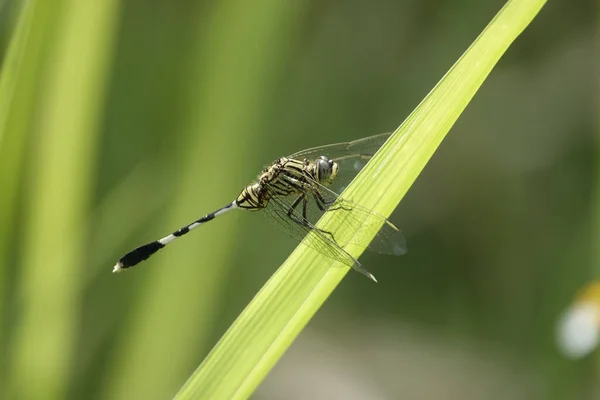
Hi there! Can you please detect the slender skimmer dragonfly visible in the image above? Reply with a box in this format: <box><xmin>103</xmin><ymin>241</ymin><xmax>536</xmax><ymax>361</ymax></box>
<box><xmin>113</xmin><ymin>132</ymin><xmax>406</xmax><ymax>282</ymax></box>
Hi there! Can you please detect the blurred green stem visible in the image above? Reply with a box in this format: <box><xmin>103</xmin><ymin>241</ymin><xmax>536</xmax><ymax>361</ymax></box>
<box><xmin>0</xmin><ymin>1</ymin><xmax>54</xmax><ymax>393</ymax></box>
<box><xmin>102</xmin><ymin>1</ymin><xmax>310</xmax><ymax>399</ymax></box>
<box><xmin>6</xmin><ymin>1</ymin><xmax>120</xmax><ymax>399</ymax></box>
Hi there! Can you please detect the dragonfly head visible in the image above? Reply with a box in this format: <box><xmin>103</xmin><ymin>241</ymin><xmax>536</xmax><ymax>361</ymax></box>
<box><xmin>314</xmin><ymin>156</ymin><xmax>339</xmax><ymax>185</ymax></box>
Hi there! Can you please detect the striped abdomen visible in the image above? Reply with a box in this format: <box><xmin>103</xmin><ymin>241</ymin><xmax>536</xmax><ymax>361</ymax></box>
<box><xmin>236</xmin><ymin>183</ymin><xmax>265</xmax><ymax>210</ymax></box>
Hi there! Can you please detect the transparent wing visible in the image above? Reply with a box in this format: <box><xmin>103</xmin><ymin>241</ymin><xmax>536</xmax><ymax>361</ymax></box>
<box><xmin>310</xmin><ymin>184</ymin><xmax>406</xmax><ymax>256</ymax></box>
<box><xmin>268</xmin><ymin>175</ymin><xmax>407</xmax><ymax>256</ymax></box>
<box><xmin>261</xmin><ymin>189</ymin><xmax>376</xmax><ymax>280</ymax></box>
<box><xmin>288</xmin><ymin>132</ymin><xmax>392</xmax><ymax>193</ymax></box>
<box><xmin>288</xmin><ymin>132</ymin><xmax>392</xmax><ymax>161</ymax></box>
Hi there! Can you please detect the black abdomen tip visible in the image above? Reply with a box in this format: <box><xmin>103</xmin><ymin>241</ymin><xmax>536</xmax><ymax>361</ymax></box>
<box><xmin>114</xmin><ymin>241</ymin><xmax>165</xmax><ymax>272</ymax></box>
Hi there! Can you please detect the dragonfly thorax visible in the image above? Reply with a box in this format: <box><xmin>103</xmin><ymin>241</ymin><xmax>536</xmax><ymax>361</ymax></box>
<box><xmin>237</xmin><ymin>158</ymin><xmax>291</xmax><ymax>210</ymax></box>
<box><xmin>258</xmin><ymin>160</ymin><xmax>286</xmax><ymax>184</ymax></box>
<box><xmin>235</xmin><ymin>156</ymin><xmax>339</xmax><ymax>211</ymax></box>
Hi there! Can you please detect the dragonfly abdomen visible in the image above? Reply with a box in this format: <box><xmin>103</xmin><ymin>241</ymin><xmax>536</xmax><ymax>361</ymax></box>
<box><xmin>236</xmin><ymin>183</ymin><xmax>266</xmax><ymax>210</ymax></box>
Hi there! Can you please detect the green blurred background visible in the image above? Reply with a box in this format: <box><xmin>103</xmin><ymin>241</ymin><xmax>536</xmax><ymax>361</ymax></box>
<box><xmin>0</xmin><ymin>0</ymin><xmax>595</xmax><ymax>399</ymax></box>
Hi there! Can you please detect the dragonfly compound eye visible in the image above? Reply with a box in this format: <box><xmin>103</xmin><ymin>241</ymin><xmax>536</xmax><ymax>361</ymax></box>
<box><xmin>315</xmin><ymin>156</ymin><xmax>334</xmax><ymax>184</ymax></box>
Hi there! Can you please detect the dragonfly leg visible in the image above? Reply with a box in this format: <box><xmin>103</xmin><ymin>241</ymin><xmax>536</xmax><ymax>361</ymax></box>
<box><xmin>286</xmin><ymin>194</ymin><xmax>308</xmax><ymax>226</ymax></box>
<box><xmin>311</xmin><ymin>192</ymin><xmax>328</xmax><ymax>211</ymax></box>
<box><xmin>287</xmin><ymin>193</ymin><xmax>337</xmax><ymax>244</ymax></box>
<box><xmin>317</xmin><ymin>227</ymin><xmax>336</xmax><ymax>243</ymax></box>
<box><xmin>312</xmin><ymin>191</ymin><xmax>352</xmax><ymax>213</ymax></box>
<box><xmin>302</xmin><ymin>194</ymin><xmax>308</xmax><ymax>220</ymax></box>
<box><xmin>280</xmin><ymin>175</ymin><xmax>342</xmax><ymax>211</ymax></box>
<box><xmin>308</xmin><ymin>197</ymin><xmax>337</xmax><ymax>242</ymax></box>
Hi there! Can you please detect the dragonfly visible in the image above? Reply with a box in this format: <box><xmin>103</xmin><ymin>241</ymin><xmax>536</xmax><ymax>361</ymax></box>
<box><xmin>113</xmin><ymin>132</ymin><xmax>406</xmax><ymax>282</ymax></box>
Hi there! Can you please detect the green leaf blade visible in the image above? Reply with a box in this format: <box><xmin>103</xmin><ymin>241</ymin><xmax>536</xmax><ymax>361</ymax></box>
<box><xmin>176</xmin><ymin>0</ymin><xmax>547</xmax><ymax>398</ymax></box>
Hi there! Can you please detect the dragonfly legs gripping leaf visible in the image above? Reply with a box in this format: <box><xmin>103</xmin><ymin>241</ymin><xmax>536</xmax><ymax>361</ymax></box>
<box><xmin>286</xmin><ymin>194</ymin><xmax>337</xmax><ymax>244</ymax></box>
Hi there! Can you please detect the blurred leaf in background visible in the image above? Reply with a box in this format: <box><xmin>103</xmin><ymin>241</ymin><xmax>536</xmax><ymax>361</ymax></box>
<box><xmin>0</xmin><ymin>0</ymin><xmax>595</xmax><ymax>399</ymax></box>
